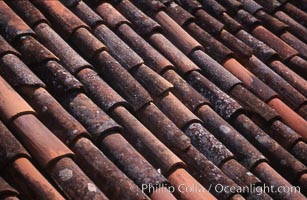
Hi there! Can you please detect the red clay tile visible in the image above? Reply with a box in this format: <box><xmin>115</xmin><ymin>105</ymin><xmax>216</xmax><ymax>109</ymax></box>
<box><xmin>200</xmin><ymin>0</ymin><xmax>227</xmax><ymax>16</ymax></box>
<box><xmin>291</xmin><ymin>141</ymin><xmax>307</xmax><ymax>166</ymax></box>
<box><xmin>111</xmin><ymin>106</ymin><xmax>184</xmax><ymax>175</ymax></box>
<box><xmin>220</xmin><ymin>30</ymin><xmax>253</xmax><ymax>59</ymax></box>
<box><xmin>253</xmin><ymin>162</ymin><xmax>306</xmax><ymax>200</ymax></box>
<box><xmin>116</xmin><ymin>23</ymin><xmax>174</xmax><ymax>74</ymax></box>
<box><xmin>70</xmin><ymin>1</ymin><xmax>104</xmax><ymax>28</ymax></box>
<box><xmin>252</xmin><ymin>25</ymin><xmax>298</xmax><ymax>61</ymax></box>
<box><xmin>7</xmin><ymin>157</ymin><xmax>64</xmax><ymax>200</ymax></box>
<box><xmin>275</xmin><ymin>11</ymin><xmax>307</xmax><ymax>43</ymax></box>
<box><xmin>95</xmin><ymin>2</ymin><xmax>131</xmax><ymax>29</ymax></box>
<box><xmin>247</xmin><ymin>56</ymin><xmax>307</xmax><ymax>109</ymax></box>
<box><xmin>217</xmin><ymin>0</ymin><xmax>243</xmax><ymax>15</ymax></box>
<box><xmin>288</xmin><ymin>56</ymin><xmax>307</xmax><ymax>78</ymax></box>
<box><xmin>239</xmin><ymin>0</ymin><xmax>263</xmax><ymax>14</ymax></box>
<box><xmin>0</xmin><ymin>76</ymin><xmax>35</xmax><ymax>122</ymax></box>
<box><xmin>233</xmin><ymin>114</ymin><xmax>307</xmax><ymax>183</ymax></box>
<box><xmin>165</xmin><ymin>2</ymin><xmax>195</xmax><ymax>27</ymax></box>
<box><xmin>76</xmin><ymin>68</ymin><xmax>128</xmax><ymax>111</ymax></box>
<box><xmin>298</xmin><ymin>173</ymin><xmax>307</xmax><ymax>196</ymax></box>
<box><xmin>0</xmin><ymin>120</ymin><xmax>30</xmax><ymax>170</ymax></box>
<box><xmin>187</xmin><ymin>71</ymin><xmax>243</xmax><ymax>120</ymax></box>
<box><xmin>0</xmin><ymin>35</ymin><xmax>19</xmax><ymax>57</ymax></box>
<box><xmin>21</xmin><ymin>87</ymin><xmax>90</xmax><ymax>145</ymax></box>
<box><xmin>164</xmin><ymin>3</ymin><xmax>232</xmax><ymax>63</ymax></box>
<box><xmin>155</xmin><ymin>92</ymin><xmax>201</xmax><ymax>129</ymax></box>
<box><xmin>194</xmin><ymin>9</ymin><xmax>225</xmax><ymax>35</ymax></box>
<box><xmin>236</xmin><ymin>29</ymin><xmax>278</xmax><ymax>62</ymax></box>
<box><xmin>0</xmin><ymin>54</ymin><xmax>45</xmax><ymax>88</ymax></box>
<box><xmin>137</xmin><ymin>103</ymin><xmax>191</xmax><ymax>152</ymax></box>
<box><xmin>34</xmin><ymin>23</ymin><xmax>92</xmax><ymax>74</ymax></box>
<box><xmin>268</xmin><ymin>98</ymin><xmax>307</xmax><ymax>142</ymax></box>
<box><xmin>49</xmin><ymin>157</ymin><xmax>108</xmax><ymax>199</ymax></box>
<box><xmin>149</xmin><ymin>33</ymin><xmax>200</xmax><ymax>74</ymax></box>
<box><xmin>180</xmin><ymin>146</ymin><xmax>238</xmax><ymax>199</ymax></box>
<box><xmin>283</xmin><ymin>3</ymin><xmax>307</xmax><ymax>26</ymax></box>
<box><xmin>187</xmin><ymin>22</ymin><xmax>233</xmax><ymax>63</ymax></box>
<box><xmin>266</xmin><ymin>120</ymin><xmax>302</xmax><ymax>150</ymax></box>
<box><xmin>6</xmin><ymin>0</ymin><xmax>50</xmax><ymax>28</ymax></box>
<box><xmin>168</xmin><ymin>168</ymin><xmax>217</xmax><ymax>200</ymax></box>
<box><xmin>116</xmin><ymin>0</ymin><xmax>162</xmax><ymax>36</ymax></box>
<box><xmin>70</xmin><ymin>27</ymin><xmax>106</xmax><ymax>60</ymax></box>
<box><xmin>220</xmin><ymin>159</ymin><xmax>261</xmax><ymax>188</ymax></box>
<box><xmin>235</xmin><ymin>10</ymin><xmax>261</xmax><ymax>31</ymax></box>
<box><xmin>280</xmin><ymin>32</ymin><xmax>307</xmax><ymax>59</ymax></box>
<box><xmin>11</xmin><ymin>114</ymin><xmax>74</xmax><ymax>168</ymax></box>
<box><xmin>163</xmin><ymin>70</ymin><xmax>210</xmax><ymax>111</ymax></box>
<box><xmin>154</xmin><ymin>11</ymin><xmax>203</xmax><ymax>55</ymax></box>
<box><xmin>93</xmin><ymin>24</ymin><xmax>144</xmax><ymax>70</ymax></box>
<box><xmin>0</xmin><ymin>2</ymin><xmax>35</xmax><ymax>42</ymax></box>
<box><xmin>131</xmin><ymin>64</ymin><xmax>173</xmax><ymax>97</ymax></box>
<box><xmin>32</xmin><ymin>0</ymin><xmax>88</xmax><ymax>40</ymax></box>
<box><xmin>255</xmin><ymin>10</ymin><xmax>288</xmax><ymax>34</ymax></box>
<box><xmin>220</xmin><ymin>12</ymin><xmax>243</xmax><ymax>33</ymax></box>
<box><xmin>196</xmin><ymin>105</ymin><xmax>267</xmax><ymax>169</ymax></box>
<box><xmin>269</xmin><ymin>60</ymin><xmax>307</xmax><ymax>96</ymax></box>
<box><xmin>99</xmin><ymin>133</ymin><xmax>168</xmax><ymax>194</ymax></box>
<box><xmin>0</xmin><ymin>177</ymin><xmax>18</xmax><ymax>199</ymax></box>
<box><xmin>14</xmin><ymin>35</ymin><xmax>59</xmax><ymax>66</ymax></box>
<box><xmin>72</xmin><ymin>137</ymin><xmax>150</xmax><ymax>200</ymax></box>
<box><xmin>150</xmin><ymin>187</ymin><xmax>176</xmax><ymax>200</ymax></box>
<box><xmin>36</xmin><ymin>60</ymin><xmax>84</xmax><ymax>96</ymax></box>
<box><xmin>60</xmin><ymin>0</ymin><xmax>81</xmax><ymax>7</ymax></box>
<box><xmin>254</xmin><ymin>0</ymin><xmax>281</xmax><ymax>13</ymax></box>
<box><xmin>298</xmin><ymin>105</ymin><xmax>307</xmax><ymax>120</ymax></box>
<box><xmin>230</xmin><ymin>84</ymin><xmax>279</xmax><ymax>122</ymax></box>
<box><xmin>184</xmin><ymin>122</ymin><xmax>235</xmax><ymax>167</ymax></box>
<box><xmin>62</xmin><ymin>92</ymin><xmax>121</xmax><ymax>141</ymax></box>
<box><xmin>95</xmin><ymin>51</ymin><xmax>152</xmax><ymax>111</ymax></box>
<box><xmin>223</xmin><ymin>58</ymin><xmax>278</xmax><ymax>102</ymax></box>
<box><xmin>191</xmin><ymin>50</ymin><xmax>242</xmax><ymax>91</ymax></box>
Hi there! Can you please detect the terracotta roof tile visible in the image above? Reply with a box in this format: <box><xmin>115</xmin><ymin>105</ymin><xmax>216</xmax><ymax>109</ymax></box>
<box><xmin>6</xmin><ymin>157</ymin><xmax>64</xmax><ymax>199</ymax></box>
<box><xmin>0</xmin><ymin>54</ymin><xmax>45</xmax><ymax>88</ymax></box>
<box><xmin>48</xmin><ymin>157</ymin><xmax>108</xmax><ymax>199</ymax></box>
<box><xmin>0</xmin><ymin>177</ymin><xmax>18</xmax><ymax>199</ymax></box>
<box><xmin>72</xmin><ymin>137</ymin><xmax>150</xmax><ymax>200</ymax></box>
<box><xmin>0</xmin><ymin>121</ymin><xmax>30</xmax><ymax>171</ymax></box>
<box><xmin>0</xmin><ymin>1</ymin><xmax>35</xmax><ymax>42</ymax></box>
<box><xmin>0</xmin><ymin>76</ymin><xmax>35</xmax><ymax>122</ymax></box>
<box><xmin>1</xmin><ymin>0</ymin><xmax>307</xmax><ymax>198</ymax></box>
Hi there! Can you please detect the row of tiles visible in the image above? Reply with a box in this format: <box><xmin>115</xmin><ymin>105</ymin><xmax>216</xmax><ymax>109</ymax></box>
<box><xmin>0</xmin><ymin>0</ymin><xmax>306</xmax><ymax>199</ymax></box>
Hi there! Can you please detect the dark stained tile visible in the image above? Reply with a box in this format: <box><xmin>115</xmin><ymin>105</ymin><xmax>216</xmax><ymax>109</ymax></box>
<box><xmin>95</xmin><ymin>51</ymin><xmax>152</xmax><ymax>111</ymax></box>
<box><xmin>269</xmin><ymin>60</ymin><xmax>307</xmax><ymax>96</ymax></box>
<box><xmin>0</xmin><ymin>54</ymin><xmax>45</xmax><ymax>88</ymax></box>
<box><xmin>255</xmin><ymin>10</ymin><xmax>288</xmax><ymax>35</ymax></box>
<box><xmin>194</xmin><ymin>9</ymin><xmax>225</xmax><ymax>35</ymax></box>
<box><xmin>251</xmin><ymin>25</ymin><xmax>298</xmax><ymax>61</ymax></box>
<box><xmin>76</xmin><ymin>68</ymin><xmax>128</xmax><ymax>112</ymax></box>
<box><xmin>280</xmin><ymin>32</ymin><xmax>307</xmax><ymax>59</ymax></box>
<box><xmin>217</xmin><ymin>0</ymin><xmax>243</xmax><ymax>15</ymax></box>
<box><xmin>21</xmin><ymin>87</ymin><xmax>90</xmax><ymax>146</ymax></box>
<box><xmin>31</xmin><ymin>0</ymin><xmax>88</xmax><ymax>40</ymax></box>
<box><xmin>283</xmin><ymin>2</ymin><xmax>307</xmax><ymax>26</ymax></box>
<box><xmin>72</xmin><ymin>137</ymin><xmax>150</xmax><ymax>200</ymax></box>
<box><xmin>0</xmin><ymin>35</ymin><xmax>19</xmax><ymax>57</ymax></box>
<box><xmin>0</xmin><ymin>177</ymin><xmax>18</xmax><ymax>199</ymax></box>
<box><xmin>98</xmin><ymin>133</ymin><xmax>169</xmax><ymax>194</ymax></box>
<box><xmin>220</xmin><ymin>12</ymin><xmax>243</xmax><ymax>33</ymax></box>
<box><xmin>48</xmin><ymin>157</ymin><xmax>108</xmax><ymax>200</ymax></box>
<box><xmin>0</xmin><ymin>1</ymin><xmax>35</xmax><ymax>42</ymax></box>
<box><xmin>35</xmin><ymin>23</ymin><xmax>92</xmax><ymax>74</ymax></box>
<box><xmin>292</xmin><ymin>141</ymin><xmax>307</xmax><ymax>166</ymax></box>
<box><xmin>235</xmin><ymin>10</ymin><xmax>261</xmax><ymax>31</ymax></box>
<box><xmin>275</xmin><ymin>11</ymin><xmax>307</xmax><ymax>43</ymax></box>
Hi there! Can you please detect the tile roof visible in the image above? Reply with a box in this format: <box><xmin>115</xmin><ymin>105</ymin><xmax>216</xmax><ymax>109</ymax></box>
<box><xmin>0</xmin><ymin>0</ymin><xmax>306</xmax><ymax>199</ymax></box>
